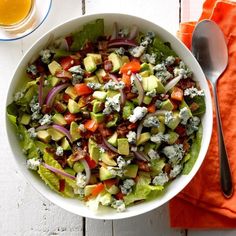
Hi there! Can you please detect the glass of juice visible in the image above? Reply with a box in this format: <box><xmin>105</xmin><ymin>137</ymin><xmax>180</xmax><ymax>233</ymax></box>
<box><xmin>0</xmin><ymin>0</ymin><xmax>52</xmax><ymax>40</ymax></box>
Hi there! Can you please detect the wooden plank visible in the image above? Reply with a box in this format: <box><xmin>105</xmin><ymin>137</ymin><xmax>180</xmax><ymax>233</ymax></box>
<box><xmin>113</xmin><ymin>204</ymin><xmax>182</xmax><ymax>236</ymax></box>
<box><xmin>85</xmin><ymin>0</ymin><xmax>180</xmax><ymax>34</ymax></box>
<box><xmin>85</xmin><ymin>220</ymin><xmax>113</xmax><ymax>236</ymax></box>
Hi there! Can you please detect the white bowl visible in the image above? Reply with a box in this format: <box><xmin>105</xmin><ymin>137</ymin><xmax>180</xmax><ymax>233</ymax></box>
<box><xmin>5</xmin><ymin>13</ymin><xmax>213</xmax><ymax>220</ymax></box>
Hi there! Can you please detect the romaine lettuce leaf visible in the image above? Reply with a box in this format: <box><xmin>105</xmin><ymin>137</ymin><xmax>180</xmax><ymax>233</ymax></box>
<box><xmin>182</xmin><ymin>124</ymin><xmax>203</xmax><ymax>174</ymax></box>
<box><xmin>7</xmin><ymin>102</ymin><xmax>18</xmax><ymax>127</ymax></box>
<box><xmin>71</xmin><ymin>19</ymin><xmax>104</xmax><ymax>51</ymax></box>
<box><xmin>150</xmin><ymin>158</ymin><xmax>166</xmax><ymax>177</ymax></box>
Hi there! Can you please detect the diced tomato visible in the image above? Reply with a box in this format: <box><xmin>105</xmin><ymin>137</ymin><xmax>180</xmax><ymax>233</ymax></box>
<box><xmin>59</xmin><ymin>179</ymin><xmax>65</xmax><ymax>192</ymax></box>
<box><xmin>169</xmin><ymin>99</ymin><xmax>180</xmax><ymax>110</ymax></box>
<box><xmin>121</xmin><ymin>73</ymin><xmax>131</xmax><ymax>87</ymax></box>
<box><xmin>120</xmin><ymin>60</ymin><xmax>141</xmax><ymax>74</ymax></box>
<box><xmin>84</xmin><ymin>119</ymin><xmax>98</xmax><ymax>132</ymax></box>
<box><xmin>64</xmin><ymin>113</ymin><xmax>76</xmax><ymax>125</ymax></box>
<box><xmin>147</xmin><ymin>104</ymin><xmax>156</xmax><ymax>113</ymax></box>
<box><xmin>62</xmin><ymin>93</ymin><xmax>71</xmax><ymax>102</ymax></box>
<box><xmin>91</xmin><ymin>183</ymin><xmax>104</xmax><ymax>197</ymax></box>
<box><xmin>60</xmin><ymin>56</ymin><xmax>74</xmax><ymax>70</ymax></box>
<box><xmin>85</xmin><ymin>156</ymin><xmax>97</xmax><ymax>169</ymax></box>
<box><xmin>74</xmin><ymin>83</ymin><xmax>93</xmax><ymax>96</ymax></box>
<box><xmin>103</xmin><ymin>179</ymin><xmax>118</xmax><ymax>188</ymax></box>
<box><xmin>115</xmin><ymin>191</ymin><xmax>124</xmax><ymax>200</ymax></box>
<box><xmin>171</xmin><ymin>87</ymin><xmax>184</xmax><ymax>101</ymax></box>
<box><xmin>175</xmin><ymin>125</ymin><xmax>186</xmax><ymax>137</ymax></box>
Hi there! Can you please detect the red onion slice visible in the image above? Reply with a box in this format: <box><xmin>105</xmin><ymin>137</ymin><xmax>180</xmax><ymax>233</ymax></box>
<box><xmin>109</xmin><ymin>73</ymin><xmax>126</xmax><ymax>106</ymax></box>
<box><xmin>80</xmin><ymin>159</ymin><xmax>91</xmax><ymax>185</ymax></box>
<box><xmin>136</xmin><ymin>122</ymin><xmax>143</xmax><ymax>141</ymax></box>
<box><xmin>52</xmin><ymin>124</ymin><xmax>73</xmax><ymax>143</ymax></box>
<box><xmin>103</xmin><ymin>137</ymin><xmax>119</xmax><ymax>153</ymax></box>
<box><xmin>110</xmin><ymin>22</ymin><xmax>118</xmax><ymax>40</ymax></box>
<box><xmin>45</xmin><ymin>83</ymin><xmax>69</xmax><ymax>108</ymax></box>
<box><xmin>132</xmin><ymin>73</ymin><xmax>144</xmax><ymax>105</ymax></box>
<box><xmin>54</xmin><ymin>38</ymin><xmax>69</xmax><ymax>51</ymax></box>
<box><xmin>133</xmin><ymin>151</ymin><xmax>150</xmax><ymax>162</ymax></box>
<box><xmin>128</xmin><ymin>25</ymin><xmax>138</xmax><ymax>40</ymax></box>
<box><xmin>42</xmin><ymin>163</ymin><xmax>76</xmax><ymax>180</ymax></box>
<box><xmin>108</xmin><ymin>39</ymin><xmax>137</xmax><ymax>48</ymax></box>
<box><xmin>164</xmin><ymin>75</ymin><xmax>182</xmax><ymax>92</ymax></box>
<box><xmin>38</xmin><ymin>76</ymin><xmax>44</xmax><ymax>107</ymax></box>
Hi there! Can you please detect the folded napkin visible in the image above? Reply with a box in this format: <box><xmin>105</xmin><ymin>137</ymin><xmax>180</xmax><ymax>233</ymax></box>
<box><xmin>169</xmin><ymin>0</ymin><xmax>236</xmax><ymax>229</ymax></box>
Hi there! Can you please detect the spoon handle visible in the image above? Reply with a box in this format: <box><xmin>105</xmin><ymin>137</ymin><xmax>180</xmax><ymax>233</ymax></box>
<box><xmin>212</xmin><ymin>81</ymin><xmax>233</xmax><ymax>198</ymax></box>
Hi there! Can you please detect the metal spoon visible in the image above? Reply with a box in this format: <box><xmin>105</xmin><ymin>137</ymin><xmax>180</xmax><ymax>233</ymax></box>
<box><xmin>192</xmin><ymin>19</ymin><xmax>233</xmax><ymax>198</ymax></box>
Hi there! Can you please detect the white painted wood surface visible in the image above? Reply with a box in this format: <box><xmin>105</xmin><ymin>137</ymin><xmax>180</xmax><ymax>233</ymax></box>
<box><xmin>0</xmin><ymin>0</ymin><xmax>235</xmax><ymax>235</ymax></box>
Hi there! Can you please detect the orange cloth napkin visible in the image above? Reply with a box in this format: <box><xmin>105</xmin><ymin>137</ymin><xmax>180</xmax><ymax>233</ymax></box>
<box><xmin>169</xmin><ymin>0</ymin><xmax>236</xmax><ymax>229</ymax></box>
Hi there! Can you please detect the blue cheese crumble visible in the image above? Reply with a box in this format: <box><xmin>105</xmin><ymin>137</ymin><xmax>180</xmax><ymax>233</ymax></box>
<box><xmin>111</xmin><ymin>200</ymin><xmax>126</xmax><ymax>212</ymax></box>
<box><xmin>170</xmin><ymin>164</ymin><xmax>182</xmax><ymax>178</ymax></box>
<box><xmin>117</xmin><ymin>156</ymin><xmax>131</xmax><ymax>169</ymax></box>
<box><xmin>126</xmin><ymin>131</ymin><xmax>137</xmax><ymax>144</ymax></box>
<box><xmin>76</xmin><ymin>173</ymin><xmax>87</xmax><ymax>188</ymax></box>
<box><xmin>26</xmin><ymin>64</ymin><xmax>38</xmax><ymax>75</ymax></box>
<box><xmin>152</xmin><ymin>172</ymin><xmax>169</xmax><ymax>186</ymax></box>
<box><xmin>39</xmin><ymin>114</ymin><xmax>52</xmax><ymax>126</ymax></box>
<box><xmin>140</xmin><ymin>53</ymin><xmax>156</xmax><ymax>64</ymax></box>
<box><xmin>148</xmin><ymin>149</ymin><xmax>160</xmax><ymax>160</ymax></box>
<box><xmin>56</xmin><ymin>146</ymin><xmax>64</xmax><ymax>156</ymax></box>
<box><xmin>87</xmin><ymin>82</ymin><xmax>102</xmax><ymax>90</ymax></box>
<box><xmin>143</xmin><ymin>116</ymin><xmax>160</xmax><ymax>128</ymax></box>
<box><xmin>186</xmin><ymin>116</ymin><xmax>200</xmax><ymax>135</ymax></box>
<box><xmin>129</xmin><ymin>45</ymin><xmax>146</xmax><ymax>58</ymax></box>
<box><xmin>27</xmin><ymin>158</ymin><xmax>41</xmax><ymax>170</ymax></box>
<box><xmin>27</xmin><ymin>127</ymin><xmax>37</xmax><ymax>138</ymax></box>
<box><xmin>179</xmin><ymin>107</ymin><xmax>191</xmax><ymax>125</ymax></box>
<box><xmin>174</xmin><ymin>61</ymin><xmax>192</xmax><ymax>79</ymax></box>
<box><xmin>162</xmin><ymin>144</ymin><xmax>184</xmax><ymax>165</ymax></box>
<box><xmin>78</xmin><ymin>124</ymin><xmax>86</xmax><ymax>132</ymax></box>
<box><xmin>165</xmin><ymin>56</ymin><xmax>176</xmax><ymax>66</ymax></box>
<box><xmin>120</xmin><ymin>179</ymin><xmax>135</xmax><ymax>195</ymax></box>
<box><xmin>68</xmin><ymin>65</ymin><xmax>84</xmax><ymax>75</ymax></box>
<box><xmin>14</xmin><ymin>91</ymin><xmax>24</xmax><ymax>102</ymax></box>
<box><xmin>104</xmin><ymin>80</ymin><xmax>125</xmax><ymax>90</ymax></box>
<box><xmin>103</xmin><ymin>94</ymin><xmax>121</xmax><ymax>114</ymax></box>
<box><xmin>118</xmin><ymin>28</ymin><xmax>129</xmax><ymax>38</ymax></box>
<box><xmin>165</xmin><ymin>111</ymin><xmax>174</xmax><ymax>125</ymax></box>
<box><xmin>128</xmin><ymin>106</ymin><xmax>148</xmax><ymax>123</ymax></box>
<box><xmin>153</xmin><ymin>63</ymin><xmax>173</xmax><ymax>84</ymax></box>
<box><xmin>184</xmin><ymin>87</ymin><xmax>205</xmax><ymax>98</ymax></box>
<box><xmin>40</xmin><ymin>49</ymin><xmax>51</xmax><ymax>64</ymax></box>
<box><xmin>99</xmin><ymin>147</ymin><xmax>105</xmax><ymax>153</ymax></box>
<box><xmin>115</xmin><ymin>47</ymin><xmax>125</xmax><ymax>56</ymax></box>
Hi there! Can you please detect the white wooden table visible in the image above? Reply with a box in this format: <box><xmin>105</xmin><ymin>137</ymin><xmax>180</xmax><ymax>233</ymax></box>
<box><xmin>1</xmin><ymin>0</ymin><xmax>235</xmax><ymax>235</ymax></box>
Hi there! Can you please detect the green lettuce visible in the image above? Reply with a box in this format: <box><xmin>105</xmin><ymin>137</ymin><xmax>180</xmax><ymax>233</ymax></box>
<box><xmin>71</xmin><ymin>19</ymin><xmax>104</xmax><ymax>51</ymax></box>
<box><xmin>124</xmin><ymin>172</ymin><xmax>163</xmax><ymax>205</ymax></box>
<box><xmin>182</xmin><ymin>124</ymin><xmax>203</xmax><ymax>174</ymax></box>
<box><xmin>150</xmin><ymin>158</ymin><xmax>166</xmax><ymax>177</ymax></box>
<box><xmin>7</xmin><ymin>102</ymin><xmax>18</xmax><ymax>127</ymax></box>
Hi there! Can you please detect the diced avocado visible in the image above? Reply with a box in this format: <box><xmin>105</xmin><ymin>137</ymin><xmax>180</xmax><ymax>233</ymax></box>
<box><xmin>67</xmin><ymin>155</ymin><xmax>74</xmax><ymax>168</ymax></box>
<box><xmin>23</xmin><ymin>86</ymin><xmax>36</xmax><ymax>103</ymax></box>
<box><xmin>118</xmin><ymin>138</ymin><xmax>130</xmax><ymax>155</ymax></box>
<box><xmin>106</xmin><ymin>113</ymin><xmax>119</xmax><ymax>128</ymax></box>
<box><xmin>48</xmin><ymin>61</ymin><xmax>62</xmax><ymax>75</ymax></box>
<box><xmin>144</xmin><ymin>142</ymin><xmax>157</xmax><ymax>155</ymax></box>
<box><xmin>73</xmin><ymin>161</ymin><xmax>84</xmax><ymax>173</ymax></box>
<box><xmin>122</xmin><ymin>101</ymin><xmax>134</xmax><ymax>120</ymax></box>
<box><xmin>158</xmin><ymin>115</ymin><xmax>165</xmax><ymax>123</ymax></box>
<box><xmin>107</xmin><ymin>90</ymin><xmax>119</xmax><ymax>98</ymax></box>
<box><xmin>20</xmin><ymin>113</ymin><xmax>31</xmax><ymax>125</ymax></box>
<box><xmin>89</xmin><ymin>145</ymin><xmax>100</xmax><ymax>163</ymax></box>
<box><xmin>48</xmin><ymin>76</ymin><xmax>60</xmax><ymax>87</ymax></box>
<box><xmin>143</xmin><ymin>96</ymin><xmax>152</xmax><ymax>105</ymax></box>
<box><xmin>140</xmin><ymin>63</ymin><xmax>150</xmax><ymax>72</ymax></box>
<box><xmin>100</xmin><ymin>192</ymin><xmax>113</xmax><ymax>206</ymax></box>
<box><xmin>47</xmin><ymin>128</ymin><xmax>65</xmax><ymax>141</ymax></box>
<box><xmin>151</xmin><ymin>122</ymin><xmax>165</xmax><ymax>134</ymax></box>
<box><xmin>99</xmin><ymin>166</ymin><xmax>115</xmax><ymax>181</ymax></box>
<box><xmin>37</xmin><ymin>130</ymin><xmax>51</xmax><ymax>143</ymax></box>
<box><xmin>101</xmin><ymin>152</ymin><xmax>117</xmax><ymax>166</ymax></box>
<box><xmin>124</xmin><ymin>164</ymin><xmax>138</xmax><ymax>178</ymax></box>
<box><xmin>166</xmin><ymin>111</ymin><xmax>181</xmax><ymax>130</ymax></box>
<box><xmin>180</xmin><ymin>100</ymin><xmax>192</xmax><ymax>117</ymax></box>
<box><xmin>167</xmin><ymin>131</ymin><xmax>179</xmax><ymax>144</ymax></box>
<box><xmin>95</xmin><ymin>69</ymin><xmax>106</xmax><ymax>83</ymax></box>
<box><xmin>107</xmin><ymin>132</ymin><xmax>118</xmax><ymax>147</ymax></box>
<box><xmin>90</xmin><ymin>112</ymin><xmax>104</xmax><ymax>123</ymax></box>
<box><xmin>105</xmin><ymin>185</ymin><xmax>120</xmax><ymax>195</ymax></box>
<box><xmin>121</xmin><ymin>55</ymin><xmax>130</xmax><ymax>65</ymax></box>
<box><xmin>83</xmin><ymin>56</ymin><xmax>97</xmax><ymax>72</ymax></box>
<box><xmin>84</xmin><ymin>75</ymin><xmax>99</xmax><ymax>84</ymax></box>
<box><xmin>52</xmin><ymin>113</ymin><xmax>67</xmax><ymax>126</ymax></box>
<box><xmin>139</xmin><ymin>71</ymin><xmax>150</xmax><ymax>77</ymax></box>
<box><xmin>160</xmin><ymin>99</ymin><xmax>174</xmax><ymax>111</ymax></box>
<box><xmin>64</xmin><ymin>167</ymin><xmax>76</xmax><ymax>176</ymax></box>
<box><xmin>70</xmin><ymin>121</ymin><xmax>81</xmax><ymax>141</ymax></box>
<box><xmin>68</xmin><ymin>99</ymin><xmax>80</xmax><ymax>114</ymax></box>
<box><xmin>87</xmin><ymin>53</ymin><xmax>102</xmax><ymax>65</ymax></box>
<box><xmin>65</xmin><ymin>86</ymin><xmax>78</xmax><ymax>100</ymax></box>
<box><xmin>92</xmin><ymin>101</ymin><xmax>103</xmax><ymax>113</ymax></box>
<box><xmin>84</xmin><ymin>185</ymin><xmax>97</xmax><ymax>196</ymax></box>
<box><xmin>142</xmin><ymin>75</ymin><xmax>165</xmax><ymax>93</ymax></box>
<box><xmin>108</xmin><ymin>53</ymin><xmax>122</xmax><ymax>72</ymax></box>
<box><xmin>92</xmin><ymin>91</ymin><xmax>107</xmax><ymax>101</ymax></box>
<box><xmin>137</xmin><ymin>132</ymin><xmax>151</xmax><ymax>146</ymax></box>
<box><xmin>61</xmin><ymin>137</ymin><xmax>71</xmax><ymax>150</ymax></box>
<box><xmin>140</xmin><ymin>63</ymin><xmax>154</xmax><ymax>76</ymax></box>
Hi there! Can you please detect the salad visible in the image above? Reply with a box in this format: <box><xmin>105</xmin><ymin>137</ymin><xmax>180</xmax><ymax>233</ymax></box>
<box><xmin>7</xmin><ymin>19</ymin><xmax>206</xmax><ymax>212</ymax></box>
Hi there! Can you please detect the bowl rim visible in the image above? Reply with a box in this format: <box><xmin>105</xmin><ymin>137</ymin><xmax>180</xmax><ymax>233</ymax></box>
<box><xmin>5</xmin><ymin>12</ymin><xmax>213</xmax><ymax>220</ymax></box>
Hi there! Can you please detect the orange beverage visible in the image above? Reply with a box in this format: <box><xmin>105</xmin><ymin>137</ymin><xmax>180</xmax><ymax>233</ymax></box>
<box><xmin>0</xmin><ymin>0</ymin><xmax>33</xmax><ymax>26</ymax></box>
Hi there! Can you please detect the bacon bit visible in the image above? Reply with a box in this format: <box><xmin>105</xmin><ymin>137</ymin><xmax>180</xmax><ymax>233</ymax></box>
<box><xmin>59</xmin><ymin>179</ymin><xmax>66</xmax><ymax>192</ymax></box>
<box><xmin>98</xmin><ymin>124</ymin><xmax>113</xmax><ymax>137</ymax></box>
<box><xmin>104</xmin><ymin>60</ymin><xmax>113</xmax><ymax>72</ymax></box>
<box><xmin>170</xmin><ymin>99</ymin><xmax>180</xmax><ymax>110</ymax></box>
<box><xmin>163</xmin><ymin>163</ymin><xmax>172</xmax><ymax>175</ymax></box>
<box><xmin>137</xmin><ymin>161</ymin><xmax>150</xmax><ymax>172</ymax></box>
<box><xmin>41</xmin><ymin>104</ymin><xmax>52</xmax><ymax>114</ymax></box>
<box><xmin>117</xmin><ymin>123</ymin><xmax>130</xmax><ymax>137</ymax></box>
<box><xmin>175</xmin><ymin>124</ymin><xmax>187</xmax><ymax>137</ymax></box>
<box><xmin>54</xmin><ymin>155</ymin><xmax>68</xmax><ymax>168</ymax></box>
<box><xmin>84</xmin><ymin>71</ymin><xmax>92</xmax><ymax>78</ymax></box>
<box><xmin>127</xmin><ymin>122</ymin><xmax>137</xmax><ymax>130</ymax></box>
<box><xmin>126</xmin><ymin>92</ymin><xmax>138</xmax><ymax>100</ymax></box>
<box><xmin>55</xmin><ymin>70</ymin><xmax>72</xmax><ymax>79</ymax></box>
<box><xmin>45</xmin><ymin>147</ymin><xmax>55</xmax><ymax>154</ymax></box>
<box><xmin>190</xmin><ymin>102</ymin><xmax>200</xmax><ymax>112</ymax></box>
<box><xmin>183</xmin><ymin>139</ymin><xmax>190</xmax><ymax>152</ymax></box>
<box><xmin>178</xmin><ymin>78</ymin><xmax>196</xmax><ymax>90</ymax></box>
<box><xmin>98</xmin><ymin>41</ymin><xmax>108</xmax><ymax>51</ymax></box>
<box><xmin>71</xmin><ymin>149</ymin><xmax>87</xmax><ymax>161</ymax></box>
<box><xmin>54</xmin><ymin>101</ymin><xmax>67</xmax><ymax>113</ymax></box>
<box><xmin>115</xmin><ymin>191</ymin><xmax>124</xmax><ymax>200</ymax></box>
<box><xmin>106</xmin><ymin>114</ymin><xmax>114</xmax><ymax>122</ymax></box>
